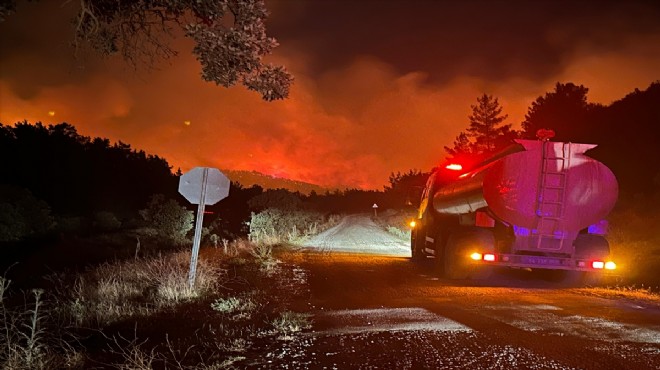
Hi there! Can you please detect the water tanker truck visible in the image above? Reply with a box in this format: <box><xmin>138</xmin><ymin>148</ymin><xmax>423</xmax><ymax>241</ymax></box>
<box><xmin>410</xmin><ymin>139</ymin><xmax>619</xmax><ymax>281</ymax></box>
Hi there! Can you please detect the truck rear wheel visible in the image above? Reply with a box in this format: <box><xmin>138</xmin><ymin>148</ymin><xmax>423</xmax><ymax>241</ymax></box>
<box><xmin>444</xmin><ymin>228</ymin><xmax>495</xmax><ymax>280</ymax></box>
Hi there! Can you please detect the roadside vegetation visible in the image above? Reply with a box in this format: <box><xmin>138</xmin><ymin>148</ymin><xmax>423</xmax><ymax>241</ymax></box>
<box><xmin>0</xmin><ymin>235</ymin><xmax>314</xmax><ymax>369</ymax></box>
<box><xmin>606</xmin><ymin>192</ymin><xmax>660</xmax><ymax>292</ymax></box>
<box><xmin>372</xmin><ymin>208</ymin><xmax>416</xmax><ymax>241</ymax></box>
<box><xmin>0</xmin><ymin>188</ymin><xmax>348</xmax><ymax>369</ymax></box>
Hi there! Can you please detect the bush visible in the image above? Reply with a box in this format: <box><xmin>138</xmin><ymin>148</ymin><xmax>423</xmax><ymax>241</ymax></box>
<box><xmin>0</xmin><ymin>185</ymin><xmax>55</xmax><ymax>242</ymax></box>
<box><xmin>270</xmin><ymin>311</ymin><xmax>312</xmax><ymax>340</ymax></box>
<box><xmin>93</xmin><ymin>211</ymin><xmax>122</xmax><ymax>232</ymax></box>
<box><xmin>55</xmin><ymin>216</ymin><xmax>87</xmax><ymax>234</ymax></box>
<box><xmin>373</xmin><ymin>208</ymin><xmax>415</xmax><ymax>240</ymax></box>
<box><xmin>211</xmin><ymin>293</ymin><xmax>260</xmax><ymax>320</ymax></box>
<box><xmin>248</xmin><ymin>208</ymin><xmax>338</xmax><ymax>245</ymax></box>
<box><xmin>139</xmin><ymin>194</ymin><xmax>193</xmax><ymax>245</ymax></box>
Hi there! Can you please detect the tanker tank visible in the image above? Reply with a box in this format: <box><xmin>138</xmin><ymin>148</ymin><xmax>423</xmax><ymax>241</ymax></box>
<box><xmin>432</xmin><ymin>139</ymin><xmax>619</xmax><ymax>233</ymax></box>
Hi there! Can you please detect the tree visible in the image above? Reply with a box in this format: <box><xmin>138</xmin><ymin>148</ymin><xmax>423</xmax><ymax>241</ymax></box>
<box><xmin>384</xmin><ymin>170</ymin><xmax>430</xmax><ymax>208</ymax></box>
<box><xmin>445</xmin><ymin>94</ymin><xmax>517</xmax><ymax>159</ymax></box>
<box><xmin>521</xmin><ymin>82</ymin><xmax>594</xmax><ymax>141</ymax></box>
<box><xmin>1</xmin><ymin>0</ymin><xmax>293</xmax><ymax>101</ymax></box>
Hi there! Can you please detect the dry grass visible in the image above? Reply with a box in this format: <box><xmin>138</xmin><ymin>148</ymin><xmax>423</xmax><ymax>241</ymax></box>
<box><xmin>270</xmin><ymin>310</ymin><xmax>312</xmax><ymax>341</ymax></box>
<box><xmin>572</xmin><ymin>285</ymin><xmax>660</xmax><ymax>305</ymax></box>
<box><xmin>0</xmin><ymin>279</ymin><xmax>83</xmax><ymax>369</ymax></box>
<box><xmin>210</xmin><ymin>293</ymin><xmax>261</xmax><ymax>320</ymax></box>
<box><xmin>49</xmin><ymin>250</ymin><xmax>227</xmax><ymax>326</ymax></box>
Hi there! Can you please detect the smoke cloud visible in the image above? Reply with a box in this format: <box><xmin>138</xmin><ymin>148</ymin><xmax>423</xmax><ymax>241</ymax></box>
<box><xmin>1</xmin><ymin>1</ymin><xmax>659</xmax><ymax>189</ymax></box>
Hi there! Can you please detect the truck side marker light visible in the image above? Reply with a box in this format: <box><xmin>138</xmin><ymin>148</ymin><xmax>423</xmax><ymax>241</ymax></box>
<box><xmin>578</xmin><ymin>261</ymin><xmax>586</xmax><ymax>267</ymax></box>
<box><xmin>502</xmin><ymin>256</ymin><xmax>510</xmax><ymax>262</ymax></box>
<box><xmin>592</xmin><ymin>261</ymin><xmax>605</xmax><ymax>269</ymax></box>
<box><xmin>605</xmin><ymin>261</ymin><xmax>616</xmax><ymax>270</ymax></box>
<box><xmin>470</xmin><ymin>253</ymin><xmax>483</xmax><ymax>261</ymax></box>
<box><xmin>484</xmin><ymin>254</ymin><xmax>496</xmax><ymax>262</ymax></box>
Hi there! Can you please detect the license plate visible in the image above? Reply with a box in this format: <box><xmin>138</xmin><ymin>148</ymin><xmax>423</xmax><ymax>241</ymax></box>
<box><xmin>522</xmin><ymin>256</ymin><xmax>561</xmax><ymax>266</ymax></box>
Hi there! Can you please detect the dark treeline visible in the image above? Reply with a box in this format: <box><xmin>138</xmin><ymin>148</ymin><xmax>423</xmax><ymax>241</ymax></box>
<box><xmin>520</xmin><ymin>81</ymin><xmax>660</xmax><ymax>196</ymax></box>
<box><xmin>0</xmin><ymin>122</ymin><xmax>178</xmax><ymax>218</ymax></box>
<box><xmin>0</xmin><ymin>122</ymin><xmax>412</xmax><ymax>245</ymax></box>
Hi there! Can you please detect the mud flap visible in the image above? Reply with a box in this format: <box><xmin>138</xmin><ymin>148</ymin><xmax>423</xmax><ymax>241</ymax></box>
<box><xmin>410</xmin><ymin>227</ymin><xmax>426</xmax><ymax>262</ymax></box>
<box><xmin>444</xmin><ymin>228</ymin><xmax>495</xmax><ymax>280</ymax></box>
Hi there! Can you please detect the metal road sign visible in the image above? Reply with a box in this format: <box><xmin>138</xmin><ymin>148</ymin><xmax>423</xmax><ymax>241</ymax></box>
<box><xmin>178</xmin><ymin>167</ymin><xmax>230</xmax><ymax>205</ymax></box>
<box><xmin>178</xmin><ymin>167</ymin><xmax>230</xmax><ymax>288</ymax></box>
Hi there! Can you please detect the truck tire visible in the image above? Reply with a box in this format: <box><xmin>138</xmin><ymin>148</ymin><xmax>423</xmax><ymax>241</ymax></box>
<box><xmin>444</xmin><ymin>228</ymin><xmax>495</xmax><ymax>280</ymax></box>
<box><xmin>410</xmin><ymin>227</ymin><xmax>425</xmax><ymax>262</ymax></box>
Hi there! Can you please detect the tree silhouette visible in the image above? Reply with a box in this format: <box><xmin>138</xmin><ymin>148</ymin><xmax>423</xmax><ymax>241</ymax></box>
<box><xmin>445</xmin><ymin>94</ymin><xmax>517</xmax><ymax>161</ymax></box>
<box><xmin>521</xmin><ymin>82</ymin><xmax>596</xmax><ymax>141</ymax></box>
<box><xmin>520</xmin><ymin>81</ymin><xmax>660</xmax><ymax>195</ymax></box>
<box><xmin>384</xmin><ymin>170</ymin><xmax>430</xmax><ymax>208</ymax></box>
<box><xmin>0</xmin><ymin>121</ymin><xmax>178</xmax><ymax>217</ymax></box>
<box><xmin>1</xmin><ymin>0</ymin><xmax>293</xmax><ymax>101</ymax></box>
<box><xmin>587</xmin><ymin>81</ymin><xmax>660</xmax><ymax>195</ymax></box>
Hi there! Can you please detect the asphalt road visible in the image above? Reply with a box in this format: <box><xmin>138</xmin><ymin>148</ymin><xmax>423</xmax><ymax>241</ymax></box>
<box><xmin>257</xmin><ymin>215</ymin><xmax>660</xmax><ymax>369</ymax></box>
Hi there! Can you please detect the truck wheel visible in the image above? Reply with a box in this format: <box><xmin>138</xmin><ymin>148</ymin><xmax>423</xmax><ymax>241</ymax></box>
<box><xmin>444</xmin><ymin>229</ymin><xmax>495</xmax><ymax>280</ymax></box>
<box><xmin>410</xmin><ymin>227</ymin><xmax>425</xmax><ymax>263</ymax></box>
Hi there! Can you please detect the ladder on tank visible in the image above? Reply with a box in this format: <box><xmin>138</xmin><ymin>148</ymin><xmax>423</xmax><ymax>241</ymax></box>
<box><xmin>535</xmin><ymin>142</ymin><xmax>570</xmax><ymax>251</ymax></box>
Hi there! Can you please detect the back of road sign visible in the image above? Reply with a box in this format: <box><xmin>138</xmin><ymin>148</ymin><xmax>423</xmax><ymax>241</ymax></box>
<box><xmin>178</xmin><ymin>167</ymin><xmax>230</xmax><ymax>205</ymax></box>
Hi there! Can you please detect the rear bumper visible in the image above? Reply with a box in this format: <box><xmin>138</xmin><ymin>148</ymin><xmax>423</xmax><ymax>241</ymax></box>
<box><xmin>475</xmin><ymin>253</ymin><xmax>617</xmax><ymax>273</ymax></box>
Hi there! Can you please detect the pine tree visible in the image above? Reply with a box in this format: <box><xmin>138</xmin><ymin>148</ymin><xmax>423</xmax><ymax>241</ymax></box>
<box><xmin>445</xmin><ymin>94</ymin><xmax>517</xmax><ymax>159</ymax></box>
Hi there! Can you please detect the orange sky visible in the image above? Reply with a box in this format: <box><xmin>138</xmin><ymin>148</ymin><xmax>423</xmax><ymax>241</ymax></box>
<box><xmin>1</xmin><ymin>1</ymin><xmax>659</xmax><ymax>189</ymax></box>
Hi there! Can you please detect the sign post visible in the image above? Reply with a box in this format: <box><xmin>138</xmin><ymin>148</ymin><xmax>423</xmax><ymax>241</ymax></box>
<box><xmin>179</xmin><ymin>167</ymin><xmax>230</xmax><ymax>288</ymax></box>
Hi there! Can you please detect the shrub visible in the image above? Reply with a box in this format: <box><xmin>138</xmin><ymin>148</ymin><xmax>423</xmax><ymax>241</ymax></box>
<box><xmin>56</xmin><ymin>216</ymin><xmax>87</xmax><ymax>234</ymax></box>
<box><xmin>211</xmin><ymin>293</ymin><xmax>260</xmax><ymax>320</ymax></box>
<box><xmin>373</xmin><ymin>208</ymin><xmax>415</xmax><ymax>240</ymax></box>
<box><xmin>0</xmin><ymin>185</ymin><xmax>55</xmax><ymax>242</ymax></box>
<box><xmin>248</xmin><ymin>208</ymin><xmax>336</xmax><ymax>244</ymax></box>
<box><xmin>270</xmin><ymin>311</ymin><xmax>312</xmax><ymax>340</ymax></box>
<box><xmin>139</xmin><ymin>194</ymin><xmax>193</xmax><ymax>245</ymax></box>
<box><xmin>93</xmin><ymin>211</ymin><xmax>122</xmax><ymax>232</ymax></box>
